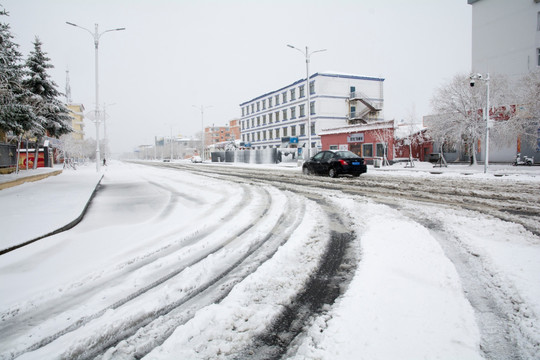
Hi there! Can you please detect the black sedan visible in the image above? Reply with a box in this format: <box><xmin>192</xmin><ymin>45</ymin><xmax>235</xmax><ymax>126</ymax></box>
<box><xmin>302</xmin><ymin>150</ymin><xmax>367</xmax><ymax>177</ymax></box>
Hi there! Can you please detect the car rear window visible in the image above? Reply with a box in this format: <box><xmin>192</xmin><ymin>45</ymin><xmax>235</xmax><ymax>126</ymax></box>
<box><xmin>335</xmin><ymin>151</ymin><xmax>360</xmax><ymax>158</ymax></box>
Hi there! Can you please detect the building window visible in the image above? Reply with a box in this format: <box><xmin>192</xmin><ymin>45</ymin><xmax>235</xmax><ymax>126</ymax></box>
<box><xmin>291</xmin><ymin>125</ymin><xmax>297</xmax><ymax>136</ymax></box>
<box><xmin>300</xmin><ymin>124</ymin><xmax>305</xmax><ymax>136</ymax></box>
<box><xmin>290</xmin><ymin>88</ymin><xmax>296</xmax><ymax>101</ymax></box>
<box><xmin>269</xmin><ymin>113</ymin><xmax>273</xmax><ymax>123</ymax></box>
<box><xmin>299</xmin><ymin>104</ymin><xmax>305</xmax><ymax>117</ymax></box>
<box><xmin>257</xmin><ymin>102</ymin><xmax>260</xmax><ymax>112</ymax></box>
<box><xmin>268</xmin><ymin>130</ymin><xmax>272</xmax><ymax>139</ymax></box>
<box><xmin>283</xmin><ymin>109</ymin><xmax>288</xmax><ymax>120</ymax></box>
<box><xmin>299</xmin><ymin>85</ymin><xmax>305</xmax><ymax>98</ymax></box>
<box><xmin>275</xmin><ymin>111</ymin><xmax>280</xmax><ymax>122</ymax></box>
<box><xmin>329</xmin><ymin>145</ymin><xmax>338</xmax><ymax>150</ymax></box>
<box><xmin>263</xmin><ymin>115</ymin><xmax>267</xmax><ymax>124</ymax></box>
<box><xmin>538</xmin><ymin>48</ymin><xmax>540</xmax><ymax>66</ymax></box>
<box><xmin>263</xmin><ymin>131</ymin><xmax>267</xmax><ymax>140</ymax></box>
<box><xmin>257</xmin><ymin>132</ymin><xmax>261</xmax><ymax>141</ymax></box>
<box><xmin>283</xmin><ymin>127</ymin><xmax>288</xmax><ymax>137</ymax></box>
<box><xmin>251</xmin><ymin>118</ymin><xmax>254</xmax><ymax>127</ymax></box>
<box><xmin>363</xmin><ymin>144</ymin><xmax>373</xmax><ymax>157</ymax></box>
<box><xmin>242</xmin><ymin>107</ymin><xmax>245</xmax><ymax>117</ymax></box>
<box><xmin>275</xmin><ymin>94</ymin><xmax>280</xmax><ymax>105</ymax></box>
<box><xmin>251</xmin><ymin>104</ymin><xmax>254</xmax><ymax>113</ymax></box>
<box><xmin>311</xmin><ymin>122</ymin><xmax>316</xmax><ymax>135</ymax></box>
<box><xmin>257</xmin><ymin>116</ymin><xmax>260</xmax><ymax>126</ymax></box>
<box><xmin>376</xmin><ymin>143</ymin><xmax>386</xmax><ymax>157</ymax></box>
<box><xmin>262</xmin><ymin>99</ymin><xmax>266</xmax><ymax>110</ymax></box>
<box><xmin>309</xmin><ymin>81</ymin><xmax>315</xmax><ymax>94</ymax></box>
<box><xmin>537</xmin><ymin>11</ymin><xmax>540</xmax><ymax>31</ymax></box>
<box><xmin>310</xmin><ymin>101</ymin><xmax>315</xmax><ymax>115</ymax></box>
<box><xmin>269</xmin><ymin>97</ymin><xmax>273</xmax><ymax>108</ymax></box>
<box><xmin>275</xmin><ymin>128</ymin><xmax>280</xmax><ymax>138</ymax></box>
<box><xmin>282</xmin><ymin>92</ymin><xmax>287</xmax><ymax>103</ymax></box>
<box><xmin>291</xmin><ymin>107</ymin><xmax>296</xmax><ymax>119</ymax></box>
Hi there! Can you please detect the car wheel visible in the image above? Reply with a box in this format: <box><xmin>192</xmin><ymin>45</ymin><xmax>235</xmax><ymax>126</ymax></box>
<box><xmin>303</xmin><ymin>166</ymin><xmax>311</xmax><ymax>175</ymax></box>
<box><xmin>329</xmin><ymin>168</ymin><xmax>338</xmax><ymax>178</ymax></box>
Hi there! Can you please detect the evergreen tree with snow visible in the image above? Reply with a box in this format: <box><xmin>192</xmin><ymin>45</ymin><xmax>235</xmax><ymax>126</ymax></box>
<box><xmin>22</xmin><ymin>36</ymin><xmax>72</xmax><ymax>167</ymax></box>
<box><xmin>0</xmin><ymin>7</ymin><xmax>36</xmax><ymax>138</ymax></box>
<box><xmin>23</xmin><ymin>36</ymin><xmax>72</xmax><ymax>138</ymax></box>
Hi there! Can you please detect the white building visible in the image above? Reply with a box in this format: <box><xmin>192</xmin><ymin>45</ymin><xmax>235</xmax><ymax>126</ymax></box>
<box><xmin>470</xmin><ymin>0</ymin><xmax>540</xmax><ymax>77</ymax></box>
<box><xmin>469</xmin><ymin>0</ymin><xmax>540</xmax><ymax>161</ymax></box>
<box><xmin>239</xmin><ymin>72</ymin><xmax>384</xmax><ymax>153</ymax></box>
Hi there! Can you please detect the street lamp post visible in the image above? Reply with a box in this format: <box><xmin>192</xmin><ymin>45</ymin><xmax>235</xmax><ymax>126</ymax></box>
<box><xmin>102</xmin><ymin>102</ymin><xmax>116</xmax><ymax>162</ymax></box>
<box><xmin>193</xmin><ymin>105</ymin><xmax>212</xmax><ymax>161</ymax></box>
<box><xmin>469</xmin><ymin>72</ymin><xmax>490</xmax><ymax>173</ymax></box>
<box><xmin>66</xmin><ymin>22</ymin><xmax>125</xmax><ymax>171</ymax></box>
<box><xmin>287</xmin><ymin>44</ymin><xmax>326</xmax><ymax>159</ymax></box>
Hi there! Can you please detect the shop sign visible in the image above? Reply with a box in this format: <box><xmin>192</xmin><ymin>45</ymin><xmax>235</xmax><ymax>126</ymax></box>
<box><xmin>347</xmin><ymin>133</ymin><xmax>364</xmax><ymax>143</ymax></box>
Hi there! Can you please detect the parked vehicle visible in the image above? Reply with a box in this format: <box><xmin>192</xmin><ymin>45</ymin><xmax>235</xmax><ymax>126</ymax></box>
<box><xmin>191</xmin><ymin>156</ymin><xmax>202</xmax><ymax>163</ymax></box>
<box><xmin>302</xmin><ymin>150</ymin><xmax>367</xmax><ymax>177</ymax></box>
<box><xmin>512</xmin><ymin>153</ymin><xmax>534</xmax><ymax>166</ymax></box>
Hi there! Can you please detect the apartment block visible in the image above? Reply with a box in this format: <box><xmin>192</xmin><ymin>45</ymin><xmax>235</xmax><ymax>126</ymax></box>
<box><xmin>239</xmin><ymin>72</ymin><xmax>384</xmax><ymax>151</ymax></box>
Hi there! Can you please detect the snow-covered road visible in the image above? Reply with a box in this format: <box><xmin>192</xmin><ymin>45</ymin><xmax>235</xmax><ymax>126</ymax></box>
<box><xmin>0</xmin><ymin>161</ymin><xmax>539</xmax><ymax>359</ymax></box>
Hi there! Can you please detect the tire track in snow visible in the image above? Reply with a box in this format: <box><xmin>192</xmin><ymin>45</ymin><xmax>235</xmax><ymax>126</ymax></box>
<box><xmin>11</xmin><ymin>182</ymin><xmax>306</xmax><ymax>359</ymax></box>
<box><xmin>399</xmin><ymin>207</ymin><xmax>539</xmax><ymax>360</ymax></box>
<box><xmin>0</xmin><ymin>178</ymin><xmax>261</xmax><ymax>359</ymax></box>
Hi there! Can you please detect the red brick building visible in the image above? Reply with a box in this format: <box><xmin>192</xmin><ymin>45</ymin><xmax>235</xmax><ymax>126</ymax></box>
<box><xmin>319</xmin><ymin>121</ymin><xmax>396</xmax><ymax>162</ymax></box>
<box><xmin>204</xmin><ymin>119</ymin><xmax>241</xmax><ymax>147</ymax></box>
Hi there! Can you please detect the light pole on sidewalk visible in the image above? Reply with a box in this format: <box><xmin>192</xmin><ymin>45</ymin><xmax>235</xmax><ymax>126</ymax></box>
<box><xmin>193</xmin><ymin>105</ymin><xmax>212</xmax><ymax>161</ymax></box>
<box><xmin>469</xmin><ymin>72</ymin><xmax>490</xmax><ymax>174</ymax></box>
<box><xmin>66</xmin><ymin>22</ymin><xmax>125</xmax><ymax>171</ymax></box>
<box><xmin>287</xmin><ymin>44</ymin><xmax>326</xmax><ymax>159</ymax></box>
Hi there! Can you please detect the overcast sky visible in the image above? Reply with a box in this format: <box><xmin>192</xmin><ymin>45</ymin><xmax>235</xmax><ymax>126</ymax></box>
<box><xmin>2</xmin><ymin>0</ymin><xmax>471</xmax><ymax>154</ymax></box>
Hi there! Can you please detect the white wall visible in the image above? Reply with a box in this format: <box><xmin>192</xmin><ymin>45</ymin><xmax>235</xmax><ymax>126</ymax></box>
<box><xmin>472</xmin><ymin>0</ymin><xmax>540</xmax><ymax>77</ymax></box>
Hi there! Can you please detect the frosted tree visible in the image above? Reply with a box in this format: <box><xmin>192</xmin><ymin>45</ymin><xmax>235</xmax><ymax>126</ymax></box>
<box><xmin>23</xmin><ymin>37</ymin><xmax>72</xmax><ymax>167</ymax></box>
<box><xmin>371</xmin><ymin>121</ymin><xmax>394</xmax><ymax>166</ymax></box>
<box><xmin>493</xmin><ymin>70</ymin><xmax>540</xmax><ymax>150</ymax></box>
<box><xmin>0</xmin><ymin>8</ymin><xmax>36</xmax><ymax>138</ymax></box>
<box><xmin>429</xmin><ymin>73</ymin><xmax>509</xmax><ymax>165</ymax></box>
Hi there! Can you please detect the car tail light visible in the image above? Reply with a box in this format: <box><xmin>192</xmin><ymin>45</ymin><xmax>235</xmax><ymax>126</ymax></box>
<box><xmin>339</xmin><ymin>159</ymin><xmax>348</xmax><ymax>165</ymax></box>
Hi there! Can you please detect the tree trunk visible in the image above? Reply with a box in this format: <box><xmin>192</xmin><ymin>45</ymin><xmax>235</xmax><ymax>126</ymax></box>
<box><xmin>470</xmin><ymin>140</ymin><xmax>478</xmax><ymax>166</ymax></box>
<box><xmin>407</xmin><ymin>143</ymin><xmax>415</xmax><ymax>167</ymax></box>
<box><xmin>15</xmin><ymin>136</ymin><xmax>22</xmax><ymax>174</ymax></box>
<box><xmin>33</xmin><ymin>137</ymin><xmax>41</xmax><ymax>169</ymax></box>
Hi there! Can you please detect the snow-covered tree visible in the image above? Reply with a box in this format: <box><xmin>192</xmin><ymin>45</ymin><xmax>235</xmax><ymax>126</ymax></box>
<box><xmin>429</xmin><ymin>73</ymin><xmax>509</xmax><ymax>165</ymax></box>
<box><xmin>371</xmin><ymin>121</ymin><xmax>394</xmax><ymax>166</ymax></box>
<box><xmin>22</xmin><ymin>37</ymin><xmax>72</xmax><ymax>167</ymax></box>
<box><xmin>0</xmin><ymin>8</ymin><xmax>35</xmax><ymax>138</ymax></box>
<box><xmin>494</xmin><ymin>70</ymin><xmax>540</xmax><ymax>149</ymax></box>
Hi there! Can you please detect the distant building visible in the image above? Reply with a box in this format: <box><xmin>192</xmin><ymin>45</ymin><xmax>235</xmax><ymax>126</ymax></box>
<box><xmin>66</xmin><ymin>103</ymin><xmax>85</xmax><ymax>140</ymax></box>
<box><xmin>205</xmin><ymin>119</ymin><xmax>240</xmax><ymax>147</ymax></box>
<box><xmin>239</xmin><ymin>72</ymin><xmax>384</xmax><ymax>153</ymax></box>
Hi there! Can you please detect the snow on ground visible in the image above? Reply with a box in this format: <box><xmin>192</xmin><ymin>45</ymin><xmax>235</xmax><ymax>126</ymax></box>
<box><xmin>0</xmin><ymin>164</ymin><xmax>102</xmax><ymax>249</ymax></box>
<box><xmin>0</xmin><ymin>160</ymin><xmax>539</xmax><ymax>359</ymax></box>
<box><xmin>287</xmin><ymin>197</ymin><xmax>482</xmax><ymax>360</ymax></box>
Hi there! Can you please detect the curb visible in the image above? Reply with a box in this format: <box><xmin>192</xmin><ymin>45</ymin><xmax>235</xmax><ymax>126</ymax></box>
<box><xmin>0</xmin><ymin>174</ymin><xmax>104</xmax><ymax>256</ymax></box>
<box><xmin>0</xmin><ymin>170</ymin><xmax>63</xmax><ymax>191</ymax></box>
